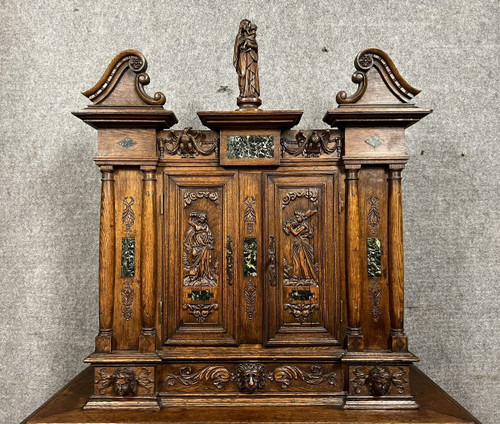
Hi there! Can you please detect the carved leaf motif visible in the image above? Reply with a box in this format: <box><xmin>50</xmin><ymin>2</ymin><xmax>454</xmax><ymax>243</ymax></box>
<box><xmin>244</xmin><ymin>196</ymin><xmax>256</xmax><ymax>234</ymax></box>
<box><xmin>369</xmin><ymin>280</ymin><xmax>382</xmax><ymax>322</ymax></box>
<box><xmin>244</xmin><ymin>280</ymin><xmax>257</xmax><ymax>320</ymax></box>
<box><xmin>267</xmin><ymin>236</ymin><xmax>277</xmax><ymax>287</ymax></box>
<box><xmin>391</xmin><ymin>367</ymin><xmax>408</xmax><ymax>394</ymax></box>
<box><xmin>136</xmin><ymin>368</ymin><xmax>154</xmax><ymax>394</ymax></box>
<box><xmin>367</xmin><ymin>196</ymin><xmax>380</xmax><ymax>234</ymax></box>
<box><xmin>226</xmin><ymin>235</ymin><xmax>234</xmax><ymax>286</ymax></box>
<box><xmin>95</xmin><ymin>368</ymin><xmax>114</xmax><ymax>395</ymax></box>
<box><xmin>351</xmin><ymin>367</ymin><xmax>368</xmax><ymax>394</ymax></box>
<box><xmin>121</xmin><ymin>281</ymin><xmax>134</xmax><ymax>321</ymax></box>
<box><xmin>165</xmin><ymin>366</ymin><xmax>233</xmax><ymax>389</ymax></box>
<box><xmin>269</xmin><ymin>365</ymin><xmax>337</xmax><ymax>388</ymax></box>
<box><xmin>122</xmin><ymin>196</ymin><xmax>135</xmax><ymax>236</ymax></box>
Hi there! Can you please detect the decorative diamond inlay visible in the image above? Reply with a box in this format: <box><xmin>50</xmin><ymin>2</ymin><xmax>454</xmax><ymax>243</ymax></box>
<box><xmin>365</xmin><ymin>136</ymin><xmax>384</xmax><ymax>148</ymax></box>
<box><xmin>118</xmin><ymin>137</ymin><xmax>137</xmax><ymax>149</ymax></box>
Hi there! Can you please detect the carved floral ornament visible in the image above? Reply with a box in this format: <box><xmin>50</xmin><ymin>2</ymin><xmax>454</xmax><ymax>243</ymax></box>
<box><xmin>351</xmin><ymin>366</ymin><xmax>407</xmax><ymax>396</ymax></box>
<box><xmin>165</xmin><ymin>363</ymin><xmax>336</xmax><ymax>393</ymax></box>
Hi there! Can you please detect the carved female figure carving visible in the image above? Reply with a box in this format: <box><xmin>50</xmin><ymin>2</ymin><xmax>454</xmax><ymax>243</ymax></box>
<box><xmin>233</xmin><ymin>19</ymin><xmax>261</xmax><ymax>107</ymax></box>
<box><xmin>283</xmin><ymin>209</ymin><xmax>319</xmax><ymax>284</ymax></box>
<box><xmin>183</xmin><ymin>210</ymin><xmax>217</xmax><ymax>287</ymax></box>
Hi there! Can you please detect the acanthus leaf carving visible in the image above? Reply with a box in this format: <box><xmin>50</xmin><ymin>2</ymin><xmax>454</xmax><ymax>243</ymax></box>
<box><xmin>165</xmin><ymin>366</ymin><xmax>232</xmax><ymax>389</ymax></box>
<box><xmin>269</xmin><ymin>365</ymin><xmax>337</xmax><ymax>388</ymax></box>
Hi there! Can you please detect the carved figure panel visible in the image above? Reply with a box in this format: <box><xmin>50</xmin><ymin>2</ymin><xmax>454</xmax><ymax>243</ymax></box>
<box><xmin>183</xmin><ymin>210</ymin><xmax>218</xmax><ymax>287</ymax></box>
<box><xmin>282</xmin><ymin>209</ymin><xmax>319</xmax><ymax>286</ymax></box>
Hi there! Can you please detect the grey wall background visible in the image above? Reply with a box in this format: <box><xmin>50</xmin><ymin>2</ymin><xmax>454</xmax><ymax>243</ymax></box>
<box><xmin>1</xmin><ymin>0</ymin><xmax>498</xmax><ymax>423</ymax></box>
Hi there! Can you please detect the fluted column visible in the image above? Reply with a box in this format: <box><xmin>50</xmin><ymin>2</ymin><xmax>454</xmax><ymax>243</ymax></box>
<box><xmin>345</xmin><ymin>165</ymin><xmax>364</xmax><ymax>351</ymax></box>
<box><xmin>139</xmin><ymin>165</ymin><xmax>157</xmax><ymax>352</ymax></box>
<box><xmin>388</xmin><ymin>165</ymin><xmax>408</xmax><ymax>352</ymax></box>
<box><xmin>96</xmin><ymin>165</ymin><xmax>115</xmax><ymax>353</ymax></box>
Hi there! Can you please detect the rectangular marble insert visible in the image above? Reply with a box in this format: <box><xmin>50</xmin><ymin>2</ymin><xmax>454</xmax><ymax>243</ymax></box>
<box><xmin>227</xmin><ymin>135</ymin><xmax>274</xmax><ymax>159</ymax></box>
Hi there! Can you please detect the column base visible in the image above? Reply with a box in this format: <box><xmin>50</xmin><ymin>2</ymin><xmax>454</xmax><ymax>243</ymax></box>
<box><xmin>95</xmin><ymin>332</ymin><xmax>112</xmax><ymax>353</ymax></box>
<box><xmin>139</xmin><ymin>333</ymin><xmax>156</xmax><ymax>352</ymax></box>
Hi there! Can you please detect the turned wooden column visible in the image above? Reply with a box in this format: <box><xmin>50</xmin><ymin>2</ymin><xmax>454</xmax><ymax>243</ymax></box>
<box><xmin>96</xmin><ymin>165</ymin><xmax>115</xmax><ymax>353</ymax></box>
<box><xmin>139</xmin><ymin>165</ymin><xmax>157</xmax><ymax>352</ymax></box>
<box><xmin>388</xmin><ymin>164</ymin><xmax>408</xmax><ymax>352</ymax></box>
<box><xmin>345</xmin><ymin>165</ymin><xmax>364</xmax><ymax>351</ymax></box>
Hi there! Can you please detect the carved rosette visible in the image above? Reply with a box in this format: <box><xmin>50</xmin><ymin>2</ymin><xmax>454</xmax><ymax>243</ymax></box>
<box><xmin>95</xmin><ymin>367</ymin><xmax>154</xmax><ymax>396</ymax></box>
<box><xmin>165</xmin><ymin>363</ymin><xmax>337</xmax><ymax>392</ymax></box>
<box><xmin>350</xmin><ymin>366</ymin><xmax>408</xmax><ymax>396</ymax></box>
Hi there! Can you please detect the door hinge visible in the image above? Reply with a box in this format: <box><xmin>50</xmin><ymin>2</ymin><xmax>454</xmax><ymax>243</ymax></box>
<box><xmin>160</xmin><ymin>193</ymin><xmax>164</xmax><ymax>215</ymax></box>
<box><xmin>338</xmin><ymin>191</ymin><xmax>344</xmax><ymax>214</ymax></box>
<box><xmin>340</xmin><ymin>299</ymin><xmax>344</xmax><ymax>323</ymax></box>
<box><xmin>159</xmin><ymin>300</ymin><xmax>163</xmax><ymax>318</ymax></box>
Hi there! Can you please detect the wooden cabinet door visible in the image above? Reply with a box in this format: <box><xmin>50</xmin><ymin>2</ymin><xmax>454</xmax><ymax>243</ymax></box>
<box><xmin>264</xmin><ymin>172</ymin><xmax>340</xmax><ymax>346</ymax></box>
<box><xmin>163</xmin><ymin>170</ymin><xmax>238</xmax><ymax>346</ymax></box>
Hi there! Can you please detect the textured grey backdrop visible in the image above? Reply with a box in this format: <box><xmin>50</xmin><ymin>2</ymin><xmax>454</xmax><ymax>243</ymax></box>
<box><xmin>1</xmin><ymin>1</ymin><xmax>498</xmax><ymax>423</ymax></box>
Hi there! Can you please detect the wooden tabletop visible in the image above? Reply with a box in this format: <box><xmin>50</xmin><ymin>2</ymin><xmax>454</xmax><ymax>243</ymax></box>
<box><xmin>22</xmin><ymin>365</ymin><xmax>480</xmax><ymax>424</ymax></box>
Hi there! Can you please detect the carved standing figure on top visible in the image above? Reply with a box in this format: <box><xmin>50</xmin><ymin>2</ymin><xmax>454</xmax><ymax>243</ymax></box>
<box><xmin>233</xmin><ymin>19</ymin><xmax>261</xmax><ymax>109</ymax></box>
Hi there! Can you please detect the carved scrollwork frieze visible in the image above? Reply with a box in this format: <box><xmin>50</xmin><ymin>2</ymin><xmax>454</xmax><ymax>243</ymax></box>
<box><xmin>184</xmin><ymin>191</ymin><xmax>219</xmax><ymax>208</ymax></box>
<box><xmin>281</xmin><ymin>130</ymin><xmax>342</xmax><ymax>158</ymax></box>
<box><xmin>158</xmin><ymin>128</ymin><xmax>218</xmax><ymax>159</ymax></box>
<box><xmin>165</xmin><ymin>363</ymin><xmax>337</xmax><ymax>393</ymax></box>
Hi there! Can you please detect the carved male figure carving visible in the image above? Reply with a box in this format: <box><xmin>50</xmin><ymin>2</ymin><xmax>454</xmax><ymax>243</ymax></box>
<box><xmin>367</xmin><ymin>365</ymin><xmax>392</xmax><ymax>396</ymax></box>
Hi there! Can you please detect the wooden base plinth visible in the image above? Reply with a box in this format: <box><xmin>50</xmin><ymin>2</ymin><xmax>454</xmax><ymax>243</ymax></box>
<box><xmin>21</xmin><ymin>366</ymin><xmax>480</xmax><ymax>424</ymax></box>
<box><xmin>84</xmin><ymin>395</ymin><xmax>160</xmax><ymax>410</ymax></box>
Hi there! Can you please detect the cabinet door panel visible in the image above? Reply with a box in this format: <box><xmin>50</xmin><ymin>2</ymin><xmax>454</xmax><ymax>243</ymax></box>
<box><xmin>264</xmin><ymin>173</ymin><xmax>339</xmax><ymax>346</ymax></box>
<box><xmin>163</xmin><ymin>171</ymin><xmax>238</xmax><ymax>345</ymax></box>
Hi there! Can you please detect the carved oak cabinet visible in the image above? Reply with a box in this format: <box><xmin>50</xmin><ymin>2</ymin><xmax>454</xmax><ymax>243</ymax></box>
<box><xmin>71</xmin><ymin>43</ymin><xmax>433</xmax><ymax>414</ymax></box>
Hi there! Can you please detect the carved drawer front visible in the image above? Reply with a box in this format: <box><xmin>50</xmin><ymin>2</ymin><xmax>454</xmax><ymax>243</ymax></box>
<box><xmin>159</xmin><ymin>361</ymin><xmax>342</xmax><ymax>406</ymax></box>
<box><xmin>163</xmin><ymin>172</ymin><xmax>238</xmax><ymax>345</ymax></box>
<box><xmin>264</xmin><ymin>173</ymin><xmax>339</xmax><ymax>346</ymax></box>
